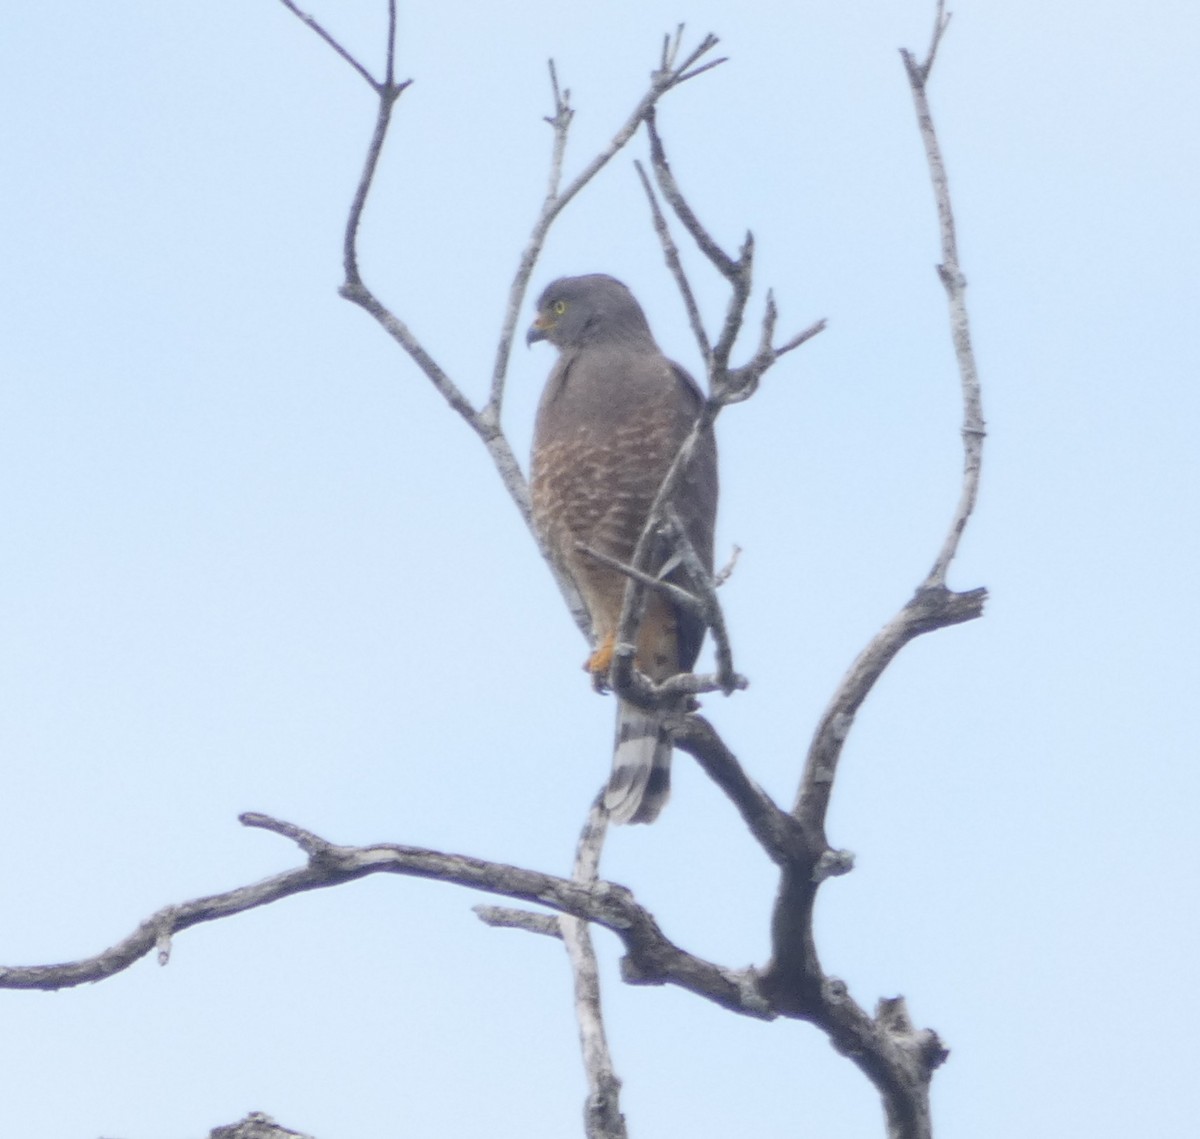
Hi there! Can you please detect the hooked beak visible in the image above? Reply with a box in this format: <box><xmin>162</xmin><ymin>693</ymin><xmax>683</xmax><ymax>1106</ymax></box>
<box><xmin>525</xmin><ymin>314</ymin><xmax>550</xmax><ymax>347</ymax></box>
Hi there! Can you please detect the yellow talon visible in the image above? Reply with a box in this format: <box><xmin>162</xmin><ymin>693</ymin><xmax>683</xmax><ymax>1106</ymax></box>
<box><xmin>585</xmin><ymin>634</ymin><xmax>616</xmax><ymax>691</ymax></box>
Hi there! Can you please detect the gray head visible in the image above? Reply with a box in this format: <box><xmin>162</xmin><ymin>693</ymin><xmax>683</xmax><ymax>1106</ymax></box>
<box><xmin>526</xmin><ymin>274</ymin><xmax>656</xmax><ymax>350</ymax></box>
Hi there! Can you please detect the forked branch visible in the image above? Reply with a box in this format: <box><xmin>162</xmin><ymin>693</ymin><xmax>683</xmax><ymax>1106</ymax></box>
<box><xmin>278</xmin><ymin>3</ymin><xmax>729</xmax><ymax>652</ymax></box>
<box><xmin>0</xmin><ymin>813</ymin><xmax>772</xmax><ymax>1022</ymax></box>
<box><xmin>753</xmin><ymin>7</ymin><xmax>985</xmax><ymax>1137</ymax></box>
<box><xmin>10</xmin><ymin>9</ymin><xmax>984</xmax><ymax>1139</ymax></box>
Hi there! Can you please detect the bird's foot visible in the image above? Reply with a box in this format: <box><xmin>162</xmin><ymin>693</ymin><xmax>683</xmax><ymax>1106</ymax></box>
<box><xmin>585</xmin><ymin>634</ymin><xmax>616</xmax><ymax>692</ymax></box>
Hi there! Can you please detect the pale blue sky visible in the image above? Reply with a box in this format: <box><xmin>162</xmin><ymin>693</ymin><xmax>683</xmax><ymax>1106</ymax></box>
<box><xmin>1</xmin><ymin>2</ymin><xmax>1197</xmax><ymax>1137</ymax></box>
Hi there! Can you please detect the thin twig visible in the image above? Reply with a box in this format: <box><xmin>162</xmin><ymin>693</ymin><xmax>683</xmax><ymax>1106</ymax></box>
<box><xmin>654</xmin><ymin>671</ymin><xmax>747</xmax><ymax>699</ymax></box>
<box><xmin>277</xmin><ymin>0</ymin><xmax>382</xmax><ymax>92</ymax></box>
<box><xmin>577</xmin><ymin>543</ymin><xmax>705</xmax><ymax>615</ymax></box>
<box><xmin>645</xmin><ymin>110</ymin><xmax>738</xmax><ymax>282</ymax></box>
<box><xmin>723</xmin><ymin>309</ymin><xmax>827</xmax><ymax>403</ymax></box>
<box><xmin>384</xmin><ymin>0</ymin><xmax>397</xmax><ymax>87</ymax></box>
<box><xmin>911</xmin><ymin>0</ymin><xmax>951</xmax><ymax>85</ymax></box>
<box><xmin>662</xmin><ymin>506</ymin><xmax>738</xmax><ymax>693</ymax></box>
<box><xmin>484</xmin><ymin>32</ymin><xmax>723</xmax><ymax>423</ymax></box>
<box><xmin>543</xmin><ymin>60</ymin><xmax>573</xmax><ymax>199</ymax></box>
<box><xmin>641</xmin><ymin>110</ymin><xmax>826</xmax><ymax>399</ymax></box>
<box><xmin>284</xmin><ymin>1</ymin><xmax>589</xmax><ymax>634</ymax></box>
<box><xmin>633</xmin><ymin>160</ymin><xmax>712</xmax><ymax>369</ymax></box>
<box><xmin>644</xmin><ymin>109</ymin><xmax>755</xmax><ymax>378</ymax></box>
<box><xmin>583</xmin><ymin>516</ymin><xmax>746</xmax><ymax>704</ymax></box>
<box><xmin>901</xmin><ymin>3</ymin><xmax>984</xmax><ymax>588</ymax></box>
<box><xmin>772</xmin><ymin>316</ymin><xmax>830</xmax><ymax>360</ymax></box>
<box><xmin>482</xmin><ymin>62</ymin><xmax>576</xmax><ymax>428</ymax></box>
<box><xmin>559</xmin><ymin>800</ymin><xmax>627</xmax><ymax>1139</ymax></box>
<box><xmin>657</xmin><ymin>32</ymin><xmax>728</xmax><ymax>91</ymax></box>
<box><xmin>474</xmin><ymin>906</ymin><xmax>563</xmax><ymax>938</ymax></box>
<box><xmin>714</xmin><ymin>544</ymin><xmax>741</xmax><ymax>586</ymax></box>
<box><xmin>610</xmin><ymin>402</ymin><xmax>718</xmax><ymax>695</ymax></box>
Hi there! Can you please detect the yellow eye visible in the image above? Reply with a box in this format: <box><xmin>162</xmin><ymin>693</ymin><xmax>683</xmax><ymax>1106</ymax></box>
<box><xmin>553</xmin><ymin>299</ymin><xmax>567</xmax><ymax>315</ymax></box>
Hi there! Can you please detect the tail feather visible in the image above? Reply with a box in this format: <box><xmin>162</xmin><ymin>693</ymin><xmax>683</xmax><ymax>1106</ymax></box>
<box><xmin>606</xmin><ymin>699</ymin><xmax>672</xmax><ymax>825</ymax></box>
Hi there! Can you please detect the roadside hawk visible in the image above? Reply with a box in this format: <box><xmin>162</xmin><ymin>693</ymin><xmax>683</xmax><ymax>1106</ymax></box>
<box><xmin>527</xmin><ymin>274</ymin><xmax>718</xmax><ymax>824</ymax></box>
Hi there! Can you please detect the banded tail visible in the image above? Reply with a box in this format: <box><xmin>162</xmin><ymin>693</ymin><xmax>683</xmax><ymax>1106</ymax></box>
<box><xmin>605</xmin><ymin>699</ymin><xmax>672</xmax><ymax>825</ymax></box>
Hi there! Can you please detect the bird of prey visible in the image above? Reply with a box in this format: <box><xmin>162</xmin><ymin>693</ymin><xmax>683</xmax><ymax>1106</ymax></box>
<box><xmin>527</xmin><ymin>274</ymin><xmax>718</xmax><ymax>824</ymax></box>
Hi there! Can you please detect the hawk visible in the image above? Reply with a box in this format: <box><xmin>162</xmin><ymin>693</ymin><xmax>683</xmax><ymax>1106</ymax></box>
<box><xmin>527</xmin><ymin>274</ymin><xmax>718</xmax><ymax>824</ymax></box>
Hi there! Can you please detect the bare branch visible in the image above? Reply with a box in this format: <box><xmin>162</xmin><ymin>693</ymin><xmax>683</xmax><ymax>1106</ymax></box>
<box><xmin>714</xmin><ymin>543</ymin><xmax>741</xmax><ymax>586</ymax></box>
<box><xmin>281</xmin><ymin>0</ymin><xmax>476</xmax><ymax>446</ymax></box>
<box><xmin>642</xmin><ymin>111</ymin><xmax>826</xmax><ymax>399</ymax></box>
<box><xmin>662</xmin><ymin>506</ymin><xmax>738</xmax><ymax>693</ymax></box>
<box><xmin>543</xmin><ymin>60</ymin><xmax>574</xmax><ymax>199</ymax></box>
<box><xmin>482</xmin><ymin>63</ymin><xmax>576</xmax><ymax>424</ymax></box>
<box><xmin>901</xmin><ymin>7</ymin><xmax>985</xmax><ymax>588</ymax></box>
<box><xmin>474</xmin><ymin>803</ymin><xmax>629</xmax><ymax>1136</ymax></box>
<box><xmin>577</xmin><ymin>542</ymin><xmax>705</xmax><ymax>616</ymax></box>
<box><xmin>772</xmin><ymin>315</ymin><xmax>830</xmax><ymax>360</ymax></box>
<box><xmin>257</xmin><ymin>12</ymin><xmax>973</xmax><ymax>1138</ymax></box>
<box><xmin>276</xmin><ymin>0</ymin><xmax>382</xmax><ymax>92</ymax></box>
<box><xmin>794</xmin><ymin>584</ymin><xmax>986</xmax><ymax>839</ymax></box>
<box><xmin>677</xmin><ymin>58</ymin><xmax>730</xmax><ymax>85</ymax></box>
<box><xmin>670</xmin><ymin>715</ymin><xmax>800</xmax><ymax>865</ymax></box>
<box><xmin>644</xmin><ymin>109</ymin><xmax>739</xmax><ymax>284</ymax></box>
<box><xmin>610</xmin><ymin>401</ymin><xmax>718</xmax><ymax>691</ymax></box>
<box><xmin>633</xmin><ymin>160</ymin><xmax>712</xmax><ymax>368</ymax></box>
<box><xmin>0</xmin><ymin>814</ymin><xmax>774</xmax><ymax>1021</ymax></box>
<box><xmin>755</xmin><ymin>10</ymin><xmax>983</xmax><ymax>1136</ymax></box>
<box><xmin>474</xmin><ymin>906</ymin><xmax>563</xmax><ymax>938</ymax></box>
<box><xmin>642</xmin><ymin>110</ymin><xmax>755</xmax><ymax>380</ymax></box>
<box><xmin>287</xmin><ymin>27</ymin><xmax>740</xmax><ymax>657</ymax></box>
<box><xmin>660</xmin><ymin>26</ymin><xmax>684</xmax><ymax>71</ymax></box>
<box><xmin>384</xmin><ymin>0</ymin><xmax>397</xmax><ymax>87</ymax></box>
<box><xmin>584</xmin><ymin>507</ymin><xmax>747</xmax><ymax>707</ymax></box>
<box><xmin>339</xmin><ymin>279</ymin><xmax>479</xmax><ymax>435</ymax></box>
<box><xmin>654</xmin><ymin>671</ymin><xmax>748</xmax><ymax>699</ymax></box>
<box><xmin>791</xmin><ymin>1</ymin><xmax>989</xmax><ymax>844</ymax></box>
<box><xmin>560</xmin><ymin>800</ymin><xmax>627</xmax><ymax>1139</ymax></box>
<box><xmin>907</xmin><ymin>0</ymin><xmax>951</xmax><ymax>86</ymax></box>
<box><xmin>209</xmin><ymin>1112</ymin><xmax>315</xmax><ymax>1139</ymax></box>
<box><xmin>485</xmin><ymin>30</ymin><xmax>724</xmax><ymax>423</ymax></box>
<box><xmin>723</xmin><ymin>305</ymin><xmax>827</xmax><ymax>404</ymax></box>
<box><xmin>657</xmin><ymin>31</ymin><xmax>728</xmax><ymax>91</ymax></box>
<box><xmin>288</xmin><ymin>15</ymin><xmax>588</xmax><ymax>636</ymax></box>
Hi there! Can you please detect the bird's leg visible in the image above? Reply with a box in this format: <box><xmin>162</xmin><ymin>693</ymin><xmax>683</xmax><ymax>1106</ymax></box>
<box><xmin>585</xmin><ymin>633</ymin><xmax>616</xmax><ymax>692</ymax></box>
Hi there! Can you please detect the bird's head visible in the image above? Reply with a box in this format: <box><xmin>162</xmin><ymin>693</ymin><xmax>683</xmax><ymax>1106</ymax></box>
<box><xmin>526</xmin><ymin>274</ymin><xmax>654</xmax><ymax>350</ymax></box>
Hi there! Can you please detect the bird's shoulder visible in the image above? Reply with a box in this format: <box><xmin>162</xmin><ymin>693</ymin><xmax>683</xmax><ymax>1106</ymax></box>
<box><xmin>545</xmin><ymin>342</ymin><xmax>704</xmax><ymax>411</ymax></box>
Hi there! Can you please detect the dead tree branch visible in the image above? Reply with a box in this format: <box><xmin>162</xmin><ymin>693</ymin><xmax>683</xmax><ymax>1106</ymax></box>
<box><xmin>576</xmin><ymin>543</ymin><xmax>706</xmax><ymax>616</ymax></box>
<box><xmin>209</xmin><ymin>1112</ymin><xmax>315</xmax><ymax>1139</ymax></box>
<box><xmin>746</xmin><ymin>7</ymin><xmax>983</xmax><ymax>1137</ymax></box>
<box><xmin>662</xmin><ymin>506</ymin><xmax>739</xmax><ymax>692</ymax></box>
<box><xmin>477</xmin><ymin>802</ymin><xmax>629</xmax><ymax>1136</ymax></box>
<box><xmin>276</xmin><ymin>0</ymin><xmax>384</xmax><ymax>92</ymax></box>
<box><xmin>606</xmin><ymin>93</ymin><xmax>827</xmax><ymax>742</ymax></box>
<box><xmin>279</xmin><ymin>3</ymin><xmax>726</xmax><ymax>650</ymax></box>
<box><xmin>484</xmin><ymin>32</ymin><xmax>726</xmax><ymax>425</ymax></box>
<box><xmin>7</xmin><ymin>9</ymin><xmax>985</xmax><ymax>1139</ymax></box>
<box><xmin>669</xmin><ymin>715</ymin><xmax>801</xmax><ymax>865</ymax></box>
<box><xmin>269</xmin><ymin>14</ymin><xmax>735</xmax><ymax>1131</ymax></box>
<box><xmin>0</xmin><ymin>813</ymin><xmax>772</xmax><ymax>1021</ymax></box>
<box><xmin>559</xmin><ymin>801</ymin><xmax>627</xmax><ymax>1139</ymax></box>
<box><xmin>632</xmin><ymin>159</ymin><xmax>711</xmax><ymax>366</ymax></box>
<box><xmin>474</xmin><ymin>906</ymin><xmax>563</xmax><ymax>938</ymax></box>
<box><xmin>638</xmin><ymin>111</ymin><xmax>828</xmax><ymax>392</ymax></box>
<box><xmin>902</xmin><ymin>0</ymin><xmax>983</xmax><ymax>588</ymax></box>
